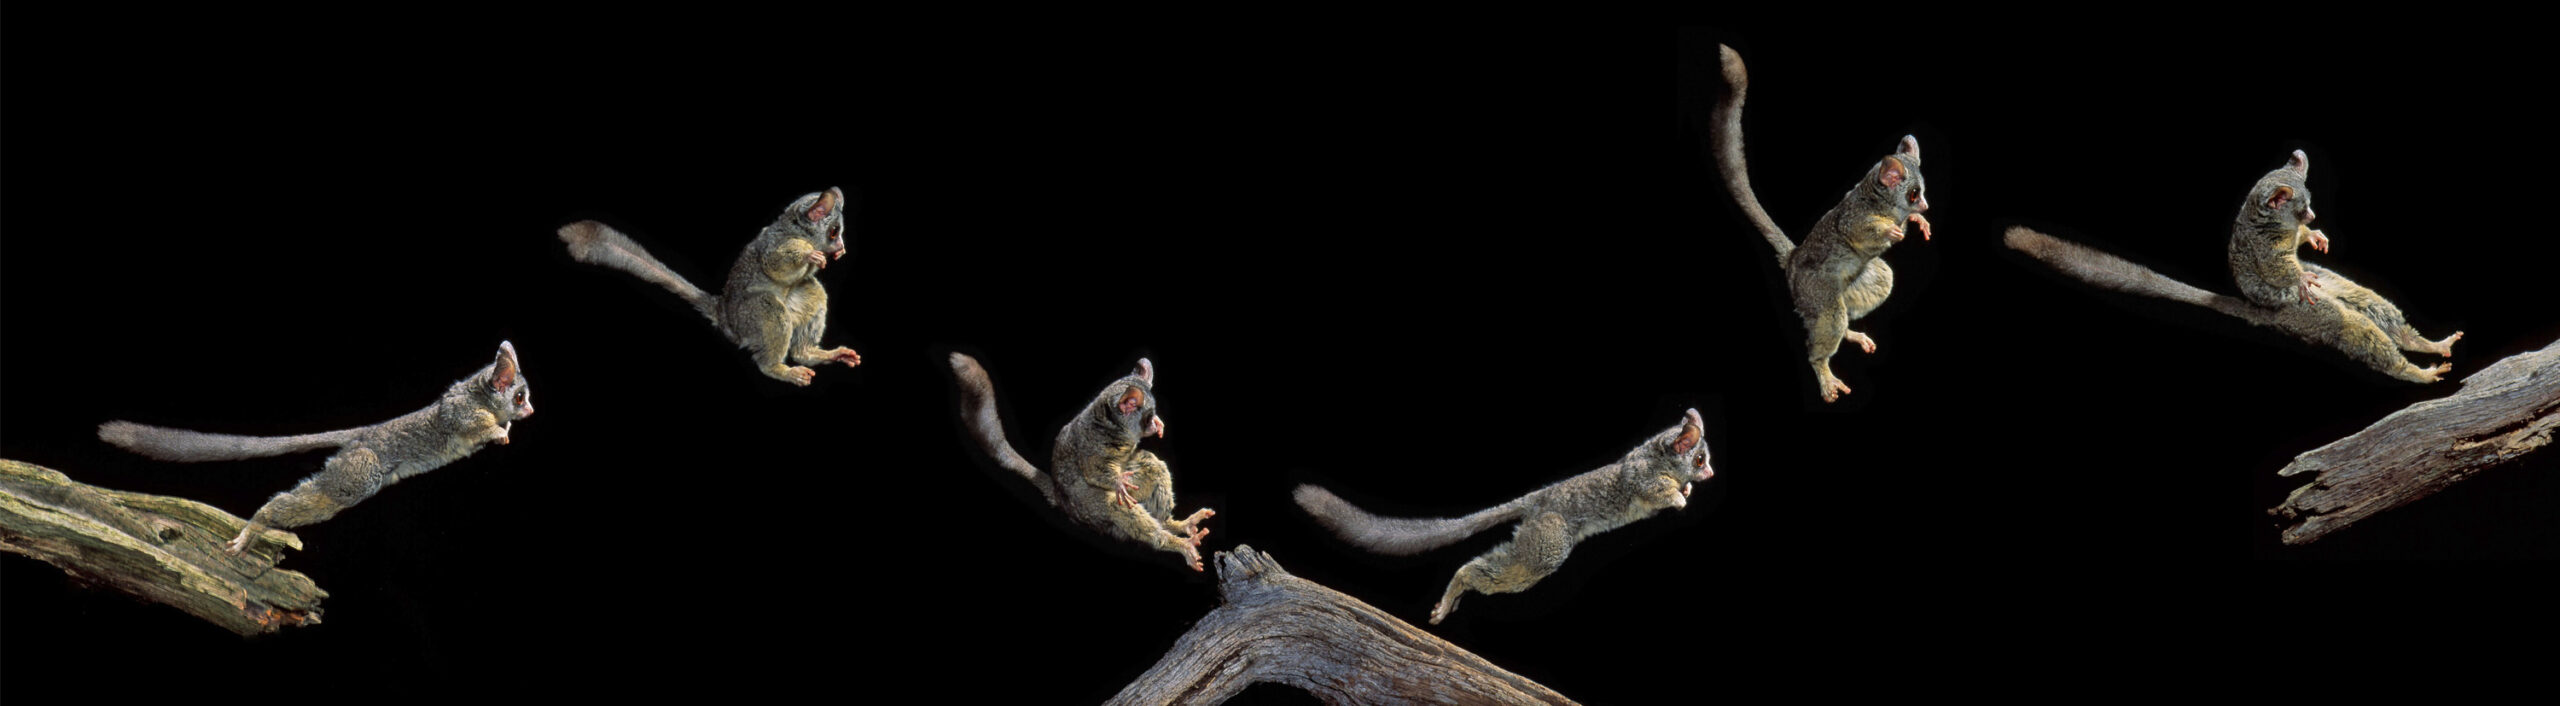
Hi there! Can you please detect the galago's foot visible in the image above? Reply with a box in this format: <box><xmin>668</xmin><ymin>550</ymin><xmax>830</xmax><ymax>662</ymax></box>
<box><xmin>1177</xmin><ymin>508</ymin><xmax>1216</xmax><ymax>531</ymax></box>
<box><xmin>2418</xmin><ymin>362</ymin><xmax>2453</xmax><ymax>383</ymax></box>
<box><xmin>774</xmin><ymin>366</ymin><xmax>816</xmax><ymax>386</ymax></box>
<box><xmin>1844</xmin><ymin>330</ymin><xmax>1877</xmax><ymax>354</ymax></box>
<box><xmin>2297</xmin><ymin>271</ymin><xmax>2323</xmax><ymax>305</ymax></box>
<box><xmin>825</xmin><ymin>347</ymin><xmax>862</xmax><ymax>367</ymax></box>
<box><xmin>1818</xmin><ymin>374</ymin><xmax>1852</xmax><ymax>403</ymax></box>
<box><xmin>2429</xmin><ymin>332</ymin><xmax>2464</xmax><ymax>357</ymax></box>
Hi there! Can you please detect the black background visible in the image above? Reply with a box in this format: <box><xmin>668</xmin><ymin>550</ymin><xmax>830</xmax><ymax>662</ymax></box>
<box><xmin>4</xmin><ymin>16</ymin><xmax>2556</xmax><ymax>705</ymax></box>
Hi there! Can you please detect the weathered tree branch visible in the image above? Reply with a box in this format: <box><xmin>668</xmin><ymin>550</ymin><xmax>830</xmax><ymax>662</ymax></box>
<box><xmin>2268</xmin><ymin>339</ymin><xmax>2560</xmax><ymax>544</ymax></box>
<box><xmin>0</xmin><ymin>458</ymin><xmax>326</xmax><ymax>635</ymax></box>
<box><xmin>1109</xmin><ymin>545</ymin><xmax>1575</xmax><ymax>706</ymax></box>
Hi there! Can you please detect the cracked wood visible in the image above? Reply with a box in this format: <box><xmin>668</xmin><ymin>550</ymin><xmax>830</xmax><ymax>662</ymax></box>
<box><xmin>0</xmin><ymin>458</ymin><xmax>326</xmax><ymax>635</ymax></box>
<box><xmin>2268</xmin><ymin>338</ymin><xmax>2560</xmax><ymax>544</ymax></box>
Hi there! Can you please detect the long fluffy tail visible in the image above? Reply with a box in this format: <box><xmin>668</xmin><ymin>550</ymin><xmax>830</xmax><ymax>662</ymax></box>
<box><xmin>97</xmin><ymin>421</ymin><xmax>357</xmax><ymax>463</ymax></box>
<box><xmin>2005</xmin><ymin>226</ymin><xmax>2437</xmax><ymax>380</ymax></box>
<box><xmin>2003</xmin><ymin>226</ymin><xmax>2244</xmax><ymax>312</ymax></box>
<box><xmin>1708</xmin><ymin>44</ymin><xmax>1795</xmax><ymax>263</ymax></box>
<box><xmin>948</xmin><ymin>353</ymin><xmax>1056</xmax><ymax>506</ymax></box>
<box><xmin>1292</xmin><ymin>485</ymin><xmax>1530</xmax><ymax>556</ymax></box>
<box><xmin>559</xmin><ymin>220</ymin><xmax>719</xmax><ymax>323</ymax></box>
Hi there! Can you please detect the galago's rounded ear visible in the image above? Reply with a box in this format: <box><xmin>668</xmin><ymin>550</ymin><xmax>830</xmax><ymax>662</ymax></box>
<box><xmin>492</xmin><ymin>341</ymin><xmax>520</xmax><ymax>390</ymax></box>
<box><xmin>1897</xmin><ymin>135</ymin><xmax>1921</xmax><ymax>160</ymax></box>
<box><xmin>2267</xmin><ymin>185</ymin><xmax>2295</xmax><ymax>212</ymax></box>
<box><xmin>1134</xmin><ymin>358</ymin><xmax>1154</xmax><ymax>385</ymax></box>
<box><xmin>2287</xmin><ymin>150</ymin><xmax>2309</xmax><ymax>175</ymax></box>
<box><xmin>1118</xmin><ymin>385</ymin><xmax>1146</xmax><ymax>416</ymax></box>
<box><xmin>805</xmin><ymin>187</ymin><xmax>841</xmax><ymax>223</ymax></box>
<box><xmin>1879</xmin><ymin>157</ymin><xmax>1906</xmax><ymax>188</ymax></box>
<box><xmin>1671</xmin><ymin>408</ymin><xmax>1703</xmax><ymax>455</ymax></box>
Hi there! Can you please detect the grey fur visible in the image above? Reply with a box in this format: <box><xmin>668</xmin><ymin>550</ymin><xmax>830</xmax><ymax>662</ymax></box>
<box><xmin>98</xmin><ymin>342</ymin><xmax>535</xmax><ymax>554</ymax></box>
<box><xmin>1289</xmin><ymin>486</ymin><xmax>1532</xmax><ymax>557</ymax></box>
<box><xmin>949</xmin><ymin>353</ymin><xmax>1214</xmax><ymax>571</ymax></box>
<box><xmin>561</xmin><ymin>220</ymin><xmax>717</xmax><ymax>321</ymax></box>
<box><xmin>1708</xmin><ymin>44</ymin><xmax>1933</xmax><ymax>402</ymax></box>
<box><xmin>1295</xmin><ymin>409</ymin><xmax>1716</xmax><ymax>624</ymax></box>
<box><xmin>2004</xmin><ymin>226</ymin><xmax>2223</xmax><ymax>307</ymax></box>
<box><xmin>1709</xmin><ymin>44</ymin><xmax>1795</xmax><ymax>263</ymax></box>
<box><xmin>2005</xmin><ymin>150</ymin><xmax>2459</xmax><ymax>383</ymax></box>
<box><xmin>96</xmin><ymin>422</ymin><xmax>360</xmax><ymax>463</ymax></box>
<box><xmin>2229</xmin><ymin>150</ymin><xmax>2322</xmax><ymax>309</ymax></box>
<box><xmin>560</xmin><ymin>187</ymin><xmax>860</xmax><ymax>386</ymax></box>
<box><xmin>949</xmin><ymin>352</ymin><xmax>1053</xmax><ymax>505</ymax></box>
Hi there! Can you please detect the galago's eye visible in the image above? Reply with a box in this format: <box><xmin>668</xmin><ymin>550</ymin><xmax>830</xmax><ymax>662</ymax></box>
<box><xmin>1691</xmin><ymin>453</ymin><xmax>1707</xmax><ymax>469</ymax></box>
<box><xmin>1905</xmin><ymin>187</ymin><xmax>1921</xmax><ymax>205</ymax></box>
<box><xmin>514</xmin><ymin>390</ymin><xmax>527</xmax><ymax>405</ymax></box>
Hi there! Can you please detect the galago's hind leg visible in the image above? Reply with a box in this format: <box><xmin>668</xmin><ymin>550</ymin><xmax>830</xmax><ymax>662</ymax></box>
<box><xmin>1839</xmin><ymin>259</ymin><xmax>1895</xmax><ymax>355</ymax></box>
<box><xmin>231</xmin><ymin>447</ymin><xmax>384</xmax><ymax>555</ymax></box>
<box><xmin>1803</xmin><ymin>304</ymin><xmax>1853</xmax><ymax>402</ymax></box>
<box><xmin>1431</xmin><ymin>511</ymin><xmax>1569</xmax><ymax>624</ymax></box>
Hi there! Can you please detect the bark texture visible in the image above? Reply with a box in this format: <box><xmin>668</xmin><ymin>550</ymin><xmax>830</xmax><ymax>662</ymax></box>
<box><xmin>2268</xmin><ymin>340</ymin><xmax>2560</xmax><ymax>544</ymax></box>
<box><xmin>1108</xmin><ymin>545</ymin><xmax>1575</xmax><ymax>706</ymax></box>
<box><xmin>0</xmin><ymin>458</ymin><xmax>325</xmax><ymax>635</ymax></box>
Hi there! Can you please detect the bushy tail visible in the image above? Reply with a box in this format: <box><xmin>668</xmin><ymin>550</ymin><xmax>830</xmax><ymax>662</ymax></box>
<box><xmin>2003</xmin><ymin>226</ymin><xmax>2245</xmax><ymax>313</ymax></box>
<box><xmin>1292</xmin><ymin>485</ymin><xmax>1530</xmax><ymax>556</ymax></box>
<box><xmin>559</xmin><ymin>220</ymin><xmax>719</xmax><ymax>323</ymax></box>
<box><xmin>1708</xmin><ymin>44</ymin><xmax>1795</xmax><ymax>263</ymax></box>
<box><xmin>948</xmin><ymin>353</ymin><xmax>1056</xmax><ymax>506</ymax></box>
<box><xmin>2007</xmin><ymin>227</ymin><xmax>2439</xmax><ymax>382</ymax></box>
<box><xmin>97</xmin><ymin>421</ymin><xmax>357</xmax><ymax>463</ymax></box>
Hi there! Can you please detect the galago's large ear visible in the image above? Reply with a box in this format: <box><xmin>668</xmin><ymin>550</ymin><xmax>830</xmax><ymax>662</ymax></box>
<box><xmin>2287</xmin><ymin>150</ymin><xmax>2309</xmax><ymax>175</ymax></box>
<box><xmin>1879</xmin><ymin>157</ymin><xmax>1906</xmax><ymax>188</ymax></box>
<box><xmin>1118</xmin><ymin>385</ymin><xmax>1146</xmax><ymax>416</ymax></box>
<box><xmin>1898</xmin><ymin>135</ymin><xmax>1921</xmax><ymax>160</ymax></box>
<box><xmin>1671</xmin><ymin>408</ymin><xmax>1703</xmax><ymax>455</ymax></box>
<box><xmin>805</xmin><ymin>187</ymin><xmax>841</xmax><ymax>224</ymax></box>
<box><xmin>2267</xmin><ymin>185</ymin><xmax>2294</xmax><ymax>212</ymax></box>
<box><xmin>492</xmin><ymin>341</ymin><xmax>520</xmax><ymax>390</ymax></box>
<box><xmin>1134</xmin><ymin>358</ymin><xmax>1154</xmax><ymax>385</ymax></box>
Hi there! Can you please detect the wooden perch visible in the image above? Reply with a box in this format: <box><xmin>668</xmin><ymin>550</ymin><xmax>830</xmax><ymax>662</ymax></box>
<box><xmin>1108</xmin><ymin>545</ymin><xmax>1575</xmax><ymax>706</ymax></box>
<box><xmin>2268</xmin><ymin>338</ymin><xmax>2560</xmax><ymax>544</ymax></box>
<box><xmin>0</xmin><ymin>458</ymin><xmax>325</xmax><ymax>635</ymax></box>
